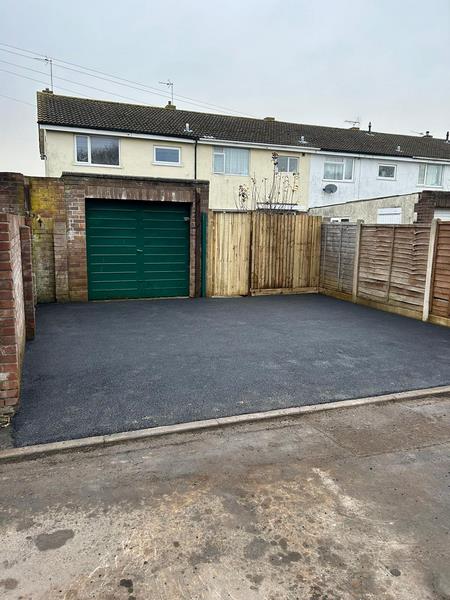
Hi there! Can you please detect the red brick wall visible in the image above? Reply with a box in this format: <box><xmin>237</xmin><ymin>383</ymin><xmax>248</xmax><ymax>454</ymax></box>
<box><xmin>415</xmin><ymin>191</ymin><xmax>450</xmax><ymax>223</ymax></box>
<box><xmin>0</xmin><ymin>213</ymin><xmax>30</xmax><ymax>416</ymax></box>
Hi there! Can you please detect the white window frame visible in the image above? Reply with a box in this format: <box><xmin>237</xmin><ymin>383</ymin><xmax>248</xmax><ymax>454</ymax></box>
<box><xmin>377</xmin><ymin>207</ymin><xmax>402</xmax><ymax>224</ymax></box>
<box><xmin>377</xmin><ymin>163</ymin><xmax>397</xmax><ymax>180</ymax></box>
<box><xmin>323</xmin><ymin>157</ymin><xmax>354</xmax><ymax>182</ymax></box>
<box><xmin>277</xmin><ymin>155</ymin><xmax>299</xmax><ymax>173</ymax></box>
<box><xmin>74</xmin><ymin>134</ymin><xmax>121</xmax><ymax>167</ymax></box>
<box><xmin>212</xmin><ymin>147</ymin><xmax>250</xmax><ymax>176</ymax></box>
<box><xmin>153</xmin><ymin>145</ymin><xmax>182</xmax><ymax>166</ymax></box>
<box><xmin>418</xmin><ymin>163</ymin><xmax>444</xmax><ymax>188</ymax></box>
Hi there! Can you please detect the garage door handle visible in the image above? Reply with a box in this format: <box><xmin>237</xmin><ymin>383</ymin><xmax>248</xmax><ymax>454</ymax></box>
<box><xmin>137</xmin><ymin>249</ymin><xmax>143</xmax><ymax>253</ymax></box>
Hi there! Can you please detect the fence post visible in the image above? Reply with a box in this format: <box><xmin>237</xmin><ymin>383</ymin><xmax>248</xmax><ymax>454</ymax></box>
<box><xmin>422</xmin><ymin>219</ymin><xmax>439</xmax><ymax>322</ymax></box>
<box><xmin>352</xmin><ymin>221</ymin><xmax>362</xmax><ymax>302</ymax></box>
<box><xmin>206</xmin><ymin>212</ymin><xmax>215</xmax><ymax>297</ymax></box>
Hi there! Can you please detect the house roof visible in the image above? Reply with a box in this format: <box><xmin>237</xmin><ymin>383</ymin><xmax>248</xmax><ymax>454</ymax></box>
<box><xmin>37</xmin><ymin>92</ymin><xmax>450</xmax><ymax>161</ymax></box>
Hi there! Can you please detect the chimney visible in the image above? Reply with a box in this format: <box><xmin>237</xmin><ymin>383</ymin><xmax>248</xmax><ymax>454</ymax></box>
<box><xmin>424</xmin><ymin>131</ymin><xmax>432</xmax><ymax>137</ymax></box>
<box><xmin>368</xmin><ymin>121</ymin><xmax>372</xmax><ymax>133</ymax></box>
<box><xmin>264</xmin><ymin>116</ymin><xmax>275</xmax><ymax>122</ymax></box>
<box><xmin>42</xmin><ymin>88</ymin><xmax>53</xmax><ymax>94</ymax></box>
<box><xmin>446</xmin><ymin>131</ymin><xmax>449</xmax><ymax>143</ymax></box>
<box><xmin>165</xmin><ymin>101</ymin><xmax>176</xmax><ymax>110</ymax></box>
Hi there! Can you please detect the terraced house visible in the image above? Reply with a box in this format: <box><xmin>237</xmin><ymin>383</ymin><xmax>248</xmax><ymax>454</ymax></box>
<box><xmin>37</xmin><ymin>91</ymin><xmax>450</xmax><ymax>220</ymax></box>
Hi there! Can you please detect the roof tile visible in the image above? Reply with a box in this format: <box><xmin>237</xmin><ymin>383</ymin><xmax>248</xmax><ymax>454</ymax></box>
<box><xmin>37</xmin><ymin>92</ymin><xmax>450</xmax><ymax>161</ymax></box>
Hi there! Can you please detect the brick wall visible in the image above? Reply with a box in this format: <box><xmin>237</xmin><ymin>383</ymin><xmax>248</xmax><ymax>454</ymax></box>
<box><xmin>415</xmin><ymin>191</ymin><xmax>450</xmax><ymax>223</ymax></box>
<box><xmin>0</xmin><ymin>213</ymin><xmax>34</xmax><ymax>416</ymax></box>
<box><xmin>29</xmin><ymin>177</ymin><xmax>65</xmax><ymax>302</ymax></box>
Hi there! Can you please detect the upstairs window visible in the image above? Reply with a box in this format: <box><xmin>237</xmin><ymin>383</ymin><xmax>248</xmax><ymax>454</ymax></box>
<box><xmin>277</xmin><ymin>156</ymin><xmax>299</xmax><ymax>173</ymax></box>
<box><xmin>154</xmin><ymin>146</ymin><xmax>181</xmax><ymax>165</ymax></box>
<box><xmin>75</xmin><ymin>135</ymin><xmax>120</xmax><ymax>166</ymax></box>
<box><xmin>378</xmin><ymin>164</ymin><xmax>396</xmax><ymax>179</ymax></box>
<box><xmin>323</xmin><ymin>157</ymin><xmax>353</xmax><ymax>181</ymax></box>
<box><xmin>213</xmin><ymin>147</ymin><xmax>249</xmax><ymax>175</ymax></box>
<box><xmin>418</xmin><ymin>163</ymin><xmax>443</xmax><ymax>187</ymax></box>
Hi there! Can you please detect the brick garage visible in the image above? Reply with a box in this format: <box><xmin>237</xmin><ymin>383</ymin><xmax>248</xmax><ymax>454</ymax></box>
<box><xmin>415</xmin><ymin>190</ymin><xmax>450</xmax><ymax>223</ymax></box>
<box><xmin>1</xmin><ymin>172</ymin><xmax>209</xmax><ymax>303</ymax></box>
<box><xmin>60</xmin><ymin>174</ymin><xmax>209</xmax><ymax>301</ymax></box>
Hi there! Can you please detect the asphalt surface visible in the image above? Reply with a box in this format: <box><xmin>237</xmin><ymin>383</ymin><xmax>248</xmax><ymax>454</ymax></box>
<box><xmin>13</xmin><ymin>295</ymin><xmax>450</xmax><ymax>446</ymax></box>
<box><xmin>2</xmin><ymin>396</ymin><xmax>450</xmax><ymax>599</ymax></box>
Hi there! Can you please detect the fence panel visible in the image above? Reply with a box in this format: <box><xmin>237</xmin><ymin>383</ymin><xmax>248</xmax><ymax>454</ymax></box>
<box><xmin>430</xmin><ymin>222</ymin><xmax>450</xmax><ymax>322</ymax></box>
<box><xmin>251</xmin><ymin>213</ymin><xmax>321</xmax><ymax>294</ymax></box>
<box><xmin>207</xmin><ymin>212</ymin><xmax>251</xmax><ymax>297</ymax></box>
<box><xmin>356</xmin><ymin>225</ymin><xmax>430</xmax><ymax>313</ymax></box>
<box><xmin>319</xmin><ymin>223</ymin><xmax>357</xmax><ymax>295</ymax></box>
<box><xmin>207</xmin><ymin>211</ymin><xmax>321</xmax><ymax>297</ymax></box>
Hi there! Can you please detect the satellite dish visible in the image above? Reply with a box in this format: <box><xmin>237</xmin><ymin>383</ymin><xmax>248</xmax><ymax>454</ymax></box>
<box><xmin>323</xmin><ymin>184</ymin><xmax>337</xmax><ymax>193</ymax></box>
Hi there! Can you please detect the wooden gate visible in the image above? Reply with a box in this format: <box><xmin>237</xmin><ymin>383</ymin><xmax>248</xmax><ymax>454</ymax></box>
<box><xmin>250</xmin><ymin>212</ymin><xmax>321</xmax><ymax>295</ymax></box>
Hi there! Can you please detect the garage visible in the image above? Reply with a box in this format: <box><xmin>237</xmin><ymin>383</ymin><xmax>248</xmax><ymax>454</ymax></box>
<box><xmin>86</xmin><ymin>199</ymin><xmax>191</xmax><ymax>300</ymax></box>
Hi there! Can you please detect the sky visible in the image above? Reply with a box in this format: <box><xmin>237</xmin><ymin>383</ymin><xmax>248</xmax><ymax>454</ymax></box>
<box><xmin>0</xmin><ymin>0</ymin><xmax>449</xmax><ymax>176</ymax></box>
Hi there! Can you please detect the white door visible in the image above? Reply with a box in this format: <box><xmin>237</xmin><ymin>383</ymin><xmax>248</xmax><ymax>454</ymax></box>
<box><xmin>434</xmin><ymin>209</ymin><xmax>450</xmax><ymax>221</ymax></box>
<box><xmin>377</xmin><ymin>207</ymin><xmax>402</xmax><ymax>224</ymax></box>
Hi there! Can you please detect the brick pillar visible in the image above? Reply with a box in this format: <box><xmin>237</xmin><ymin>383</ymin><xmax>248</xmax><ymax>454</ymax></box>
<box><xmin>0</xmin><ymin>173</ymin><xmax>26</xmax><ymax>215</ymax></box>
<box><xmin>20</xmin><ymin>225</ymin><xmax>35</xmax><ymax>340</ymax></box>
<box><xmin>53</xmin><ymin>221</ymin><xmax>69</xmax><ymax>301</ymax></box>
<box><xmin>0</xmin><ymin>214</ymin><xmax>20</xmax><ymax>416</ymax></box>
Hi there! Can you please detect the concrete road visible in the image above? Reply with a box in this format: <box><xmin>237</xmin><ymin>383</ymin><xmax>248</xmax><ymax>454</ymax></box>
<box><xmin>1</xmin><ymin>396</ymin><xmax>450</xmax><ymax>599</ymax></box>
<box><xmin>13</xmin><ymin>295</ymin><xmax>450</xmax><ymax>446</ymax></box>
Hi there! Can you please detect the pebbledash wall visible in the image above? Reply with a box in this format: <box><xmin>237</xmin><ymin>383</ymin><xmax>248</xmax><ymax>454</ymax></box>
<box><xmin>0</xmin><ymin>171</ymin><xmax>209</xmax><ymax>416</ymax></box>
<box><xmin>310</xmin><ymin>190</ymin><xmax>450</xmax><ymax>224</ymax></box>
<box><xmin>0</xmin><ymin>174</ymin><xmax>35</xmax><ymax>417</ymax></box>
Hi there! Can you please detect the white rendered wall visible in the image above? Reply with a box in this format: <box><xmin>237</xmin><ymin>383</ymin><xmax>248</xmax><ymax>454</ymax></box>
<box><xmin>308</xmin><ymin>153</ymin><xmax>449</xmax><ymax>208</ymax></box>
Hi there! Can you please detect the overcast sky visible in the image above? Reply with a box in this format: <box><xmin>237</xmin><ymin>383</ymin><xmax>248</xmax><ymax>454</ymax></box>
<box><xmin>0</xmin><ymin>0</ymin><xmax>449</xmax><ymax>176</ymax></box>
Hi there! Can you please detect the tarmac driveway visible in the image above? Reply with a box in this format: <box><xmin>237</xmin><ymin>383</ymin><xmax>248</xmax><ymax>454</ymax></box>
<box><xmin>13</xmin><ymin>295</ymin><xmax>450</xmax><ymax>446</ymax></box>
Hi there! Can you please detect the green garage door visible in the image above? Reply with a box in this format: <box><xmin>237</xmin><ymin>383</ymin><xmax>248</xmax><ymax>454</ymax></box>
<box><xmin>86</xmin><ymin>200</ymin><xmax>190</xmax><ymax>300</ymax></box>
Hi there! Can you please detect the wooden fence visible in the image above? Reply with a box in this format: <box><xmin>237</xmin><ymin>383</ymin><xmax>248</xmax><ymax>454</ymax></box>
<box><xmin>320</xmin><ymin>223</ymin><xmax>357</xmax><ymax>296</ymax></box>
<box><xmin>320</xmin><ymin>221</ymin><xmax>450</xmax><ymax>326</ymax></box>
<box><xmin>207</xmin><ymin>212</ymin><xmax>321</xmax><ymax>297</ymax></box>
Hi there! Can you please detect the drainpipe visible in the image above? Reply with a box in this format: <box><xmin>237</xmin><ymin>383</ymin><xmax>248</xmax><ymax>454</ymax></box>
<box><xmin>194</xmin><ymin>138</ymin><xmax>198</xmax><ymax>179</ymax></box>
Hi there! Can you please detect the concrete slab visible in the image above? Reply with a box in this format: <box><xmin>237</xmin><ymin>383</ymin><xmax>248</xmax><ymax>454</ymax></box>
<box><xmin>1</xmin><ymin>397</ymin><xmax>449</xmax><ymax>599</ymax></box>
<box><xmin>13</xmin><ymin>295</ymin><xmax>450</xmax><ymax>446</ymax></box>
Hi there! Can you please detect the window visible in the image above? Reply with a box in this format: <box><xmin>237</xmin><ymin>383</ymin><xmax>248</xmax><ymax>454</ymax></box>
<box><xmin>213</xmin><ymin>147</ymin><xmax>249</xmax><ymax>175</ymax></box>
<box><xmin>330</xmin><ymin>217</ymin><xmax>350</xmax><ymax>223</ymax></box>
<box><xmin>377</xmin><ymin>207</ymin><xmax>402</xmax><ymax>224</ymax></box>
<box><xmin>277</xmin><ymin>156</ymin><xmax>299</xmax><ymax>173</ymax></box>
<box><xmin>154</xmin><ymin>146</ymin><xmax>181</xmax><ymax>165</ymax></box>
<box><xmin>75</xmin><ymin>135</ymin><xmax>119</xmax><ymax>166</ymax></box>
<box><xmin>418</xmin><ymin>163</ymin><xmax>443</xmax><ymax>187</ymax></box>
<box><xmin>323</xmin><ymin>158</ymin><xmax>353</xmax><ymax>181</ymax></box>
<box><xmin>378</xmin><ymin>164</ymin><xmax>396</xmax><ymax>179</ymax></box>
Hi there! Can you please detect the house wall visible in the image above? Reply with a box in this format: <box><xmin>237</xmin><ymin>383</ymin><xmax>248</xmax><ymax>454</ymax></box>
<box><xmin>45</xmin><ymin>130</ymin><xmax>196</xmax><ymax>179</ymax></box>
<box><xmin>43</xmin><ymin>130</ymin><xmax>310</xmax><ymax>211</ymax></box>
<box><xmin>309</xmin><ymin>153</ymin><xmax>450</xmax><ymax>208</ymax></box>
<box><xmin>310</xmin><ymin>193</ymin><xmax>419</xmax><ymax>224</ymax></box>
